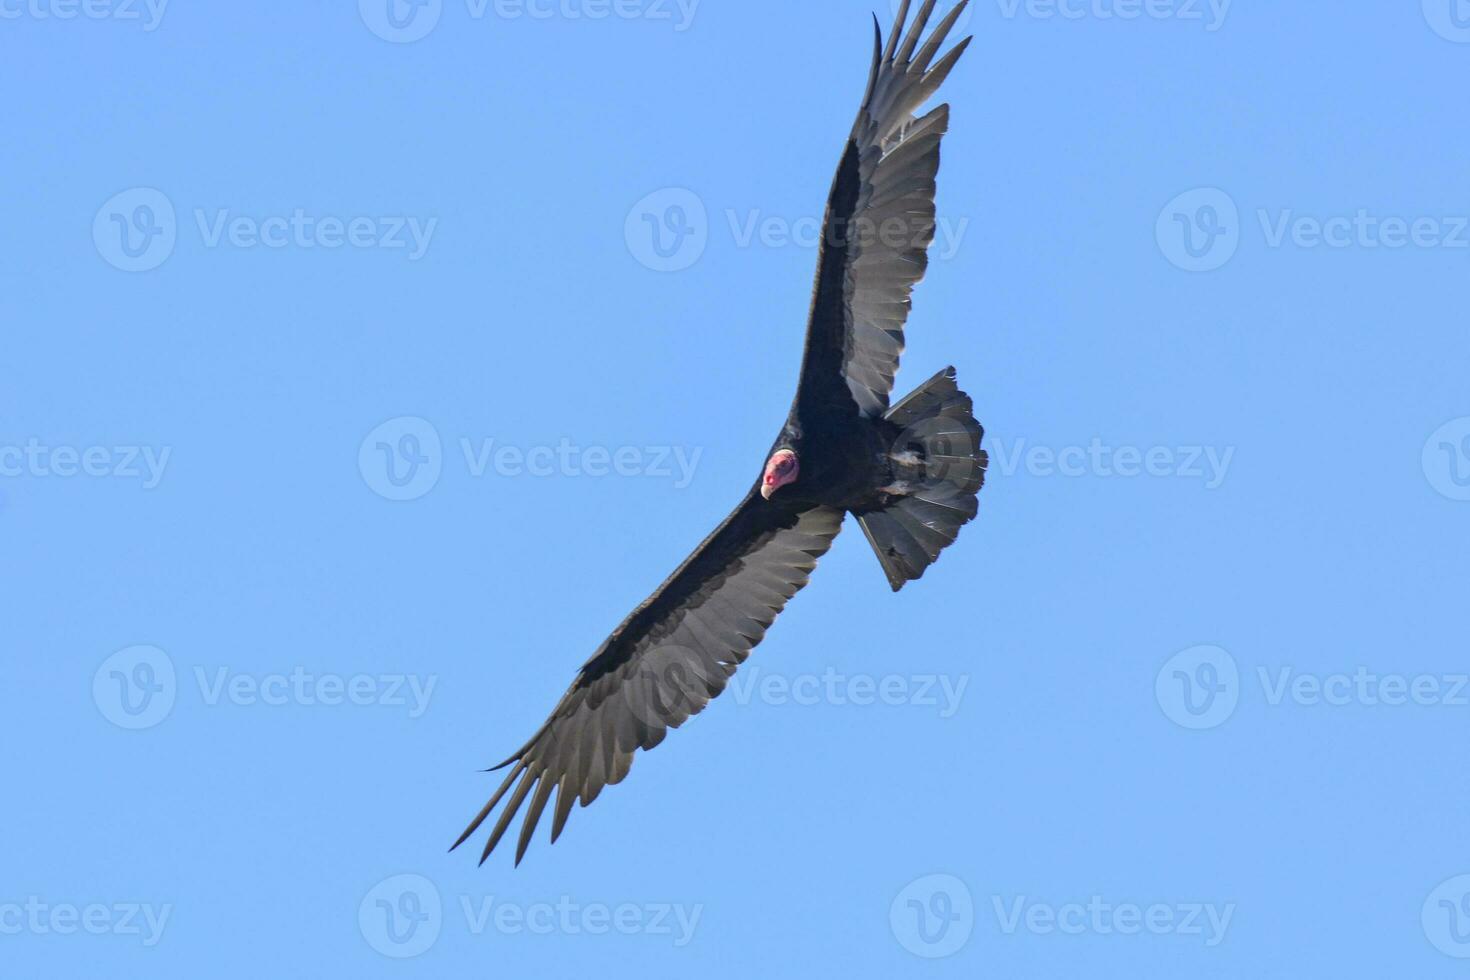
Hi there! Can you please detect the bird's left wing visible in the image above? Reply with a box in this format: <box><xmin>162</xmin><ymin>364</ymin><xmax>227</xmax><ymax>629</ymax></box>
<box><xmin>797</xmin><ymin>0</ymin><xmax>972</xmax><ymax>420</ymax></box>
<box><xmin>453</xmin><ymin>494</ymin><xmax>843</xmax><ymax>865</ymax></box>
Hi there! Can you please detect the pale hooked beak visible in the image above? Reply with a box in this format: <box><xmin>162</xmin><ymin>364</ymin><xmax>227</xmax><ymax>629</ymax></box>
<box><xmin>761</xmin><ymin>450</ymin><xmax>798</xmax><ymax>500</ymax></box>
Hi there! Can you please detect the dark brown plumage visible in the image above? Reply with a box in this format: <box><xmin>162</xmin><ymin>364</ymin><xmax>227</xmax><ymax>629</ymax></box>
<box><xmin>454</xmin><ymin>0</ymin><xmax>987</xmax><ymax>867</ymax></box>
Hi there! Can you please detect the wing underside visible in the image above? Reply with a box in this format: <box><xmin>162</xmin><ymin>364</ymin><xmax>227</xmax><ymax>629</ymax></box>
<box><xmin>799</xmin><ymin>0</ymin><xmax>972</xmax><ymax>419</ymax></box>
<box><xmin>454</xmin><ymin>495</ymin><xmax>843</xmax><ymax>864</ymax></box>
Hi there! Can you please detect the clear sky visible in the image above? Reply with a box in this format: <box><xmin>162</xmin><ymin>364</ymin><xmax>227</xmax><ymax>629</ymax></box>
<box><xmin>4</xmin><ymin>1</ymin><xmax>1470</xmax><ymax>976</ymax></box>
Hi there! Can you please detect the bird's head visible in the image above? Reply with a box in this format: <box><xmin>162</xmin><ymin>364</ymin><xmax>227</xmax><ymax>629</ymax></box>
<box><xmin>760</xmin><ymin>449</ymin><xmax>800</xmax><ymax>500</ymax></box>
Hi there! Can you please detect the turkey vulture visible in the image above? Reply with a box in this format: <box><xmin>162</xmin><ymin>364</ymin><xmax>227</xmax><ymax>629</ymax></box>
<box><xmin>454</xmin><ymin>0</ymin><xmax>987</xmax><ymax>866</ymax></box>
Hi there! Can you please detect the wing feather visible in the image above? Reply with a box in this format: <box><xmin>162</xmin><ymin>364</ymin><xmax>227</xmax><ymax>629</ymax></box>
<box><xmin>796</xmin><ymin>1</ymin><xmax>972</xmax><ymax>421</ymax></box>
<box><xmin>453</xmin><ymin>495</ymin><xmax>844</xmax><ymax>864</ymax></box>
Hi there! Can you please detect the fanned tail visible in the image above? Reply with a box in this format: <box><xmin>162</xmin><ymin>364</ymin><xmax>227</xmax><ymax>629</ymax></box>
<box><xmin>856</xmin><ymin>366</ymin><xmax>986</xmax><ymax>591</ymax></box>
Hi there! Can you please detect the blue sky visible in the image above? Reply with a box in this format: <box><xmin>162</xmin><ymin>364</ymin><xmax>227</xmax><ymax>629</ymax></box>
<box><xmin>4</xmin><ymin>0</ymin><xmax>1470</xmax><ymax>976</ymax></box>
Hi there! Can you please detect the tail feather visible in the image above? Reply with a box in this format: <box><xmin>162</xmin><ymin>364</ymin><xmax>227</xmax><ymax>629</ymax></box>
<box><xmin>857</xmin><ymin>366</ymin><xmax>986</xmax><ymax>591</ymax></box>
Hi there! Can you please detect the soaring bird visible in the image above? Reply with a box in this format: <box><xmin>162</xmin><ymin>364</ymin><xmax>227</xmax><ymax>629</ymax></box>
<box><xmin>455</xmin><ymin>0</ymin><xmax>986</xmax><ymax>866</ymax></box>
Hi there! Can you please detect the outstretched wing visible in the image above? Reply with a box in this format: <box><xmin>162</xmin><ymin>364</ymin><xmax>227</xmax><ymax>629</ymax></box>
<box><xmin>797</xmin><ymin>0</ymin><xmax>972</xmax><ymax>420</ymax></box>
<box><xmin>453</xmin><ymin>495</ymin><xmax>843</xmax><ymax>865</ymax></box>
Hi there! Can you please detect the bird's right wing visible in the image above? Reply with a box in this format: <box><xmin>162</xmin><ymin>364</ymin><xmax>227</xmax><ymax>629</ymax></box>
<box><xmin>453</xmin><ymin>493</ymin><xmax>844</xmax><ymax>865</ymax></box>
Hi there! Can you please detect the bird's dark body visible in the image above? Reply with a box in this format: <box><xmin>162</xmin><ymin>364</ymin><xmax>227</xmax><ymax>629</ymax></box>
<box><xmin>770</xmin><ymin>417</ymin><xmax>898</xmax><ymax>513</ymax></box>
<box><xmin>454</xmin><ymin>0</ymin><xmax>989</xmax><ymax>866</ymax></box>
<box><xmin>770</xmin><ymin>140</ymin><xmax>897</xmax><ymax>513</ymax></box>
